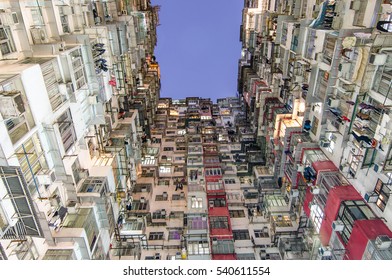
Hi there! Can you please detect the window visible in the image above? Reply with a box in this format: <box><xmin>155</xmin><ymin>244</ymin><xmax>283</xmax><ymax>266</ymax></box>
<box><xmin>191</xmin><ymin>197</ymin><xmax>203</xmax><ymax>208</ymax></box>
<box><xmin>187</xmin><ymin>216</ymin><xmax>208</xmax><ymax>230</ymax></box>
<box><xmin>70</xmin><ymin>49</ymin><xmax>86</xmax><ymax>89</ymax></box>
<box><xmin>43</xmin><ymin>249</ymin><xmax>74</xmax><ymax>260</ymax></box>
<box><xmin>209</xmin><ymin>216</ymin><xmax>229</xmax><ymax>229</ymax></box>
<box><xmin>205</xmin><ymin>168</ymin><xmax>222</xmax><ymax>176</ymax></box>
<box><xmin>229</xmin><ymin>210</ymin><xmax>245</xmax><ymax>218</ymax></box>
<box><xmin>152</xmin><ymin>210</ymin><xmax>166</xmax><ymax>219</ymax></box>
<box><xmin>30</xmin><ymin>8</ymin><xmax>44</xmax><ymax>25</ymax></box>
<box><xmin>0</xmin><ymin>26</ymin><xmax>16</xmax><ymax>56</ymax></box>
<box><xmin>155</xmin><ymin>194</ymin><xmax>168</xmax><ymax>201</ymax></box>
<box><xmin>374</xmin><ymin>179</ymin><xmax>391</xmax><ymax>212</ymax></box>
<box><xmin>212</xmin><ymin>239</ymin><xmax>234</xmax><ymax>254</ymax></box>
<box><xmin>310</xmin><ymin>204</ymin><xmax>324</xmax><ymax>233</ymax></box>
<box><xmin>134</xmin><ymin>201</ymin><xmax>148</xmax><ymax>210</ymax></box>
<box><xmin>233</xmin><ymin>230</ymin><xmax>250</xmax><ymax>240</ymax></box>
<box><xmin>310</xmin><ymin>115</ymin><xmax>319</xmax><ymax>136</ymax></box>
<box><xmin>205</xmin><ymin>157</ymin><xmax>220</xmax><ymax>164</ymax></box>
<box><xmin>326</xmin><ymin>133</ymin><xmax>337</xmax><ymax>154</ymax></box>
<box><xmin>208</xmin><ymin>198</ymin><xmax>226</xmax><ymax>207</ymax></box>
<box><xmin>254</xmin><ymin>228</ymin><xmax>269</xmax><ymax>238</ymax></box>
<box><xmin>337</xmin><ymin>200</ymin><xmax>376</xmax><ymax>244</ymax></box>
<box><xmin>149</xmin><ymin>232</ymin><xmax>164</xmax><ymax>240</ymax></box>
<box><xmin>71</xmin><ymin>158</ymin><xmax>82</xmax><ymax>185</ymax></box>
<box><xmin>207</xmin><ymin>181</ymin><xmax>223</xmax><ymax>191</ymax></box>
<box><xmin>187</xmin><ymin>241</ymin><xmax>210</xmax><ymax>255</ymax></box>
<box><xmin>236</xmin><ymin>253</ymin><xmax>255</xmax><ymax>260</ymax></box>
<box><xmin>41</xmin><ymin>61</ymin><xmax>66</xmax><ymax>111</ymax></box>
<box><xmin>347</xmin><ymin>148</ymin><xmax>362</xmax><ymax>178</ymax></box>
<box><xmin>362</xmin><ymin>148</ymin><xmax>377</xmax><ymax>168</ymax></box>
<box><xmin>159</xmin><ymin>166</ymin><xmax>171</xmax><ymax>173</ymax></box>
<box><xmin>224</xmin><ymin>178</ymin><xmax>236</xmax><ymax>184</ymax></box>
<box><xmin>16</xmin><ymin>134</ymin><xmax>48</xmax><ymax>192</ymax></box>
<box><xmin>163</xmin><ymin>147</ymin><xmax>174</xmax><ymax>151</ymax></box>
<box><xmin>158</xmin><ymin>180</ymin><xmax>169</xmax><ymax>186</ymax></box>
<box><xmin>172</xmin><ymin>193</ymin><xmax>185</xmax><ymax>200</ymax></box>
<box><xmin>168</xmin><ymin>230</ymin><xmax>181</xmax><ymax>240</ymax></box>
<box><xmin>57</xmin><ymin>109</ymin><xmax>77</xmax><ymax>152</ymax></box>
<box><xmin>174</xmin><ymin>166</ymin><xmax>183</xmax><ymax>173</ymax></box>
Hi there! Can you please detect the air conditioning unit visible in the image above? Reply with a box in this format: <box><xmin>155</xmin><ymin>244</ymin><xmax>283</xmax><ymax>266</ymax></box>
<box><xmin>36</xmin><ymin>169</ymin><xmax>56</xmax><ymax>186</ymax></box>
<box><xmin>332</xmin><ymin>220</ymin><xmax>345</xmax><ymax>232</ymax></box>
<box><xmin>66</xmin><ymin>201</ymin><xmax>79</xmax><ymax>214</ymax></box>
<box><xmin>209</xmin><ymin>200</ymin><xmax>214</xmax><ymax>208</ymax></box>
<box><xmin>0</xmin><ymin>200</ymin><xmax>18</xmax><ymax>229</ymax></box>
<box><xmin>369</xmin><ymin>53</ymin><xmax>387</xmax><ymax>66</ymax></box>
<box><xmin>364</xmin><ymin>192</ymin><xmax>378</xmax><ymax>203</ymax></box>
<box><xmin>30</xmin><ymin>28</ymin><xmax>49</xmax><ymax>44</ymax></box>
<box><xmin>291</xmin><ymin>189</ymin><xmax>299</xmax><ymax>198</ymax></box>
<box><xmin>140</xmin><ymin>197</ymin><xmax>145</xmax><ymax>203</ymax></box>
<box><xmin>311</xmin><ymin>185</ymin><xmax>320</xmax><ymax>195</ymax></box>
<box><xmin>350</xmin><ymin>0</ymin><xmax>361</xmax><ymax>10</ymax></box>
<box><xmin>62</xmin><ymin>6</ymin><xmax>73</xmax><ymax>15</ymax></box>
<box><xmin>0</xmin><ymin>90</ymin><xmax>25</xmax><ymax>119</ymax></box>
<box><xmin>0</xmin><ymin>9</ymin><xmax>18</xmax><ymax>24</ymax></box>
<box><xmin>275</xmin><ymin>58</ymin><xmax>281</xmax><ymax>63</ymax></box>
<box><xmin>88</xmin><ymin>96</ymin><xmax>98</xmax><ymax>105</ymax></box>
<box><xmin>212</xmin><ymin>238</ymin><xmax>218</xmax><ymax>245</ymax></box>
<box><xmin>58</xmin><ymin>82</ymin><xmax>74</xmax><ymax>97</ymax></box>
<box><xmin>294</xmin><ymin>76</ymin><xmax>303</xmax><ymax>83</ymax></box>
<box><xmin>318</xmin><ymin>246</ymin><xmax>332</xmax><ymax>257</ymax></box>
<box><xmin>319</xmin><ymin>139</ymin><xmax>330</xmax><ymax>148</ymax></box>
<box><xmin>375</xmin><ymin>235</ymin><xmax>392</xmax><ymax>250</ymax></box>
<box><xmin>297</xmin><ymin>164</ymin><xmax>305</xmax><ymax>172</ymax></box>
<box><xmin>327</xmin><ymin>97</ymin><xmax>340</xmax><ymax>108</ymax></box>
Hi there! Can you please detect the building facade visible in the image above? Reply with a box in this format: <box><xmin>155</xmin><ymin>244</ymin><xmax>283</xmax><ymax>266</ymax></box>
<box><xmin>1</xmin><ymin>0</ymin><xmax>392</xmax><ymax>260</ymax></box>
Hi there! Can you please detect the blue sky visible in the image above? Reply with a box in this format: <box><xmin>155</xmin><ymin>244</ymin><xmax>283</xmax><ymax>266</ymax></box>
<box><xmin>151</xmin><ymin>0</ymin><xmax>243</xmax><ymax>101</ymax></box>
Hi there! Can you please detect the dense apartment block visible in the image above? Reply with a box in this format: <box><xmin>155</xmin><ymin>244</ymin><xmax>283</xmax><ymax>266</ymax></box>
<box><xmin>2</xmin><ymin>0</ymin><xmax>392</xmax><ymax>261</ymax></box>
<box><xmin>0</xmin><ymin>0</ymin><xmax>160</xmax><ymax>260</ymax></box>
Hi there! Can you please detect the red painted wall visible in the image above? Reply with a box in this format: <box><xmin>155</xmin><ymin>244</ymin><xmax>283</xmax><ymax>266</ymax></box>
<box><xmin>345</xmin><ymin>219</ymin><xmax>392</xmax><ymax>260</ymax></box>
<box><xmin>319</xmin><ymin>185</ymin><xmax>362</xmax><ymax>246</ymax></box>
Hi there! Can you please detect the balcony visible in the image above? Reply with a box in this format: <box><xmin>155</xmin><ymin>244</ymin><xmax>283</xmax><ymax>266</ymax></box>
<box><xmin>185</xmin><ymin>214</ymin><xmax>208</xmax><ymax>234</ymax></box>
<box><xmin>270</xmin><ymin>215</ymin><xmax>299</xmax><ymax>234</ymax></box>
<box><xmin>53</xmin><ymin>208</ymin><xmax>100</xmax><ymax>257</ymax></box>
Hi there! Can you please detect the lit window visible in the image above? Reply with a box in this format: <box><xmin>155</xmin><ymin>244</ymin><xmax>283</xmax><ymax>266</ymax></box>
<box><xmin>374</xmin><ymin>179</ymin><xmax>391</xmax><ymax>212</ymax></box>
<box><xmin>310</xmin><ymin>204</ymin><xmax>324</xmax><ymax>233</ymax></box>
<box><xmin>159</xmin><ymin>166</ymin><xmax>171</xmax><ymax>173</ymax></box>
<box><xmin>191</xmin><ymin>197</ymin><xmax>203</xmax><ymax>208</ymax></box>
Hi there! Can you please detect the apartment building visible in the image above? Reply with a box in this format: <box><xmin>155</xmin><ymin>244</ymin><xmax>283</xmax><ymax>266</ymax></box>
<box><xmin>238</xmin><ymin>0</ymin><xmax>392</xmax><ymax>259</ymax></box>
<box><xmin>2</xmin><ymin>0</ymin><xmax>392</xmax><ymax>261</ymax></box>
<box><xmin>0</xmin><ymin>0</ymin><xmax>160</xmax><ymax>260</ymax></box>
